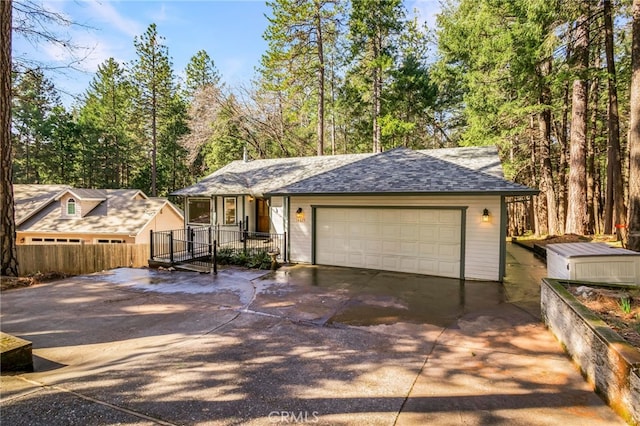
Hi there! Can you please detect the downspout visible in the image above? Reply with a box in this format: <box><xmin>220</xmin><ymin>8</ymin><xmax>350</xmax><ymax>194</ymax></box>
<box><xmin>499</xmin><ymin>195</ymin><xmax>507</xmax><ymax>281</ymax></box>
<box><xmin>285</xmin><ymin>196</ymin><xmax>290</xmax><ymax>262</ymax></box>
<box><xmin>212</xmin><ymin>195</ymin><xmax>217</xmax><ymax>226</ymax></box>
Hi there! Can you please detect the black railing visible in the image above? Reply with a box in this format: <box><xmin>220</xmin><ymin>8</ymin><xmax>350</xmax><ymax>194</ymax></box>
<box><xmin>150</xmin><ymin>226</ymin><xmax>287</xmax><ymax>272</ymax></box>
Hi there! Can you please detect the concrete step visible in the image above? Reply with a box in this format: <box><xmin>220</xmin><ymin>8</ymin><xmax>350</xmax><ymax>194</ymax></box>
<box><xmin>1</xmin><ymin>332</ymin><xmax>33</xmax><ymax>372</ymax></box>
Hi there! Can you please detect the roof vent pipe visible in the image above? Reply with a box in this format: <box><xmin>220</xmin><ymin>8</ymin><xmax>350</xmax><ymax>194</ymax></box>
<box><xmin>243</xmin><ymin>146</ymin><xmax>248</xmax><ymax>163</ymax></box>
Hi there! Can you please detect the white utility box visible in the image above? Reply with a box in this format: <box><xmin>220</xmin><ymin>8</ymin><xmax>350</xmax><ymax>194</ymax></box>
<box><xmin>546</xmin><ymin>242</ymin><xmax>640</xmax><ymax>285</ymax></box>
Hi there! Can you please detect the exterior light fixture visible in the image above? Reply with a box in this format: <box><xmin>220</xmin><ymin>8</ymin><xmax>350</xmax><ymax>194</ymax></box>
<box><xmin>482</xmin><ymin>208</ymin><xmax>490</xmax><ymax>222</ymax></box>
<box><xmin>247</xmin><ymin>195</ymin><xmax>255</xmax><ymax>202</ymax></box>
<box><xmin>296</xmin><ymin>207</ymin><xmax>305</xmax><ymax>222</ymax></box>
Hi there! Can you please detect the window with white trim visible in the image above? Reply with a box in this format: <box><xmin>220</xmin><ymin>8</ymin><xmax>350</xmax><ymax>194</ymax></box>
<box><xmin>224</xmin><ymin>197</ymin><xmax>237</xmax><ymax>225</ymax></box>
<box><xmin>187</xmin><ymin>198</ymin><xmax>211</xmax><ymax>225</ymax></box>
<box><xmin>67</xmin><ymin>198</ymin><xmax>76</xmax><ymax>215</ymax></box>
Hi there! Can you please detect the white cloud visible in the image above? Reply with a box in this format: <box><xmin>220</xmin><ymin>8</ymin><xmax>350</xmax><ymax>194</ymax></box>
<box><xmin>150</xmin><ymin>3</ymin><xmax>169</xmax><ymax>23</ymax></box>
<box><xmin>85</xmin><ymin>0</ymin><xmax>144</xmax><ymax>38</ymax></box>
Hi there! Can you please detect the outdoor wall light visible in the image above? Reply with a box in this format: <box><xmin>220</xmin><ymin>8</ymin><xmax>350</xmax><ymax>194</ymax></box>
<box><xmin>296</xmin><ymin>207</ymin><xmax>305</xmax><ymax>222</ymax></box>
<box><xmin>482</xmin><ymin>208</ymin><xmax>490</xmax><ymax>222</ymax></box>
<box><xmin>247</xmin><ymin>195</ymin><xmax>255</xmax><ymax>202</ymax></box>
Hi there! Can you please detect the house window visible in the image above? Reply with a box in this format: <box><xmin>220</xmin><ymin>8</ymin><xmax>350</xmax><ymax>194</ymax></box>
<box><xmin>96</xmin><ymin>239</ymin><xmax>124</xmax><ymax>244</ymax></box>
<box><xmin>224</xmin><ymin>197</ymin><xmax>237</xmax><ymax>225</ymax></box>
<box><xmin>187</xmin><ymin>198</ymin><xmax>211</xmax><ymax>225</ymax></box>
<box><xmin>67</xmin><ymin>198</ymin><xmax>76</xmax><ymax>216</ymax></box>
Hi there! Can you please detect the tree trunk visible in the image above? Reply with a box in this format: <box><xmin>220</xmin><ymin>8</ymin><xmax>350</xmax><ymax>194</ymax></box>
<box><xmin>587</xmin><ymin>51</ymin><xmax>601</xmax><ymax>235</ymax></box>
<box><xmin>530</xmin><ymin>116</ymin><xmax>544</xmax><ymax>235</ymax></box>
<box><xmin>1</xmin><ymin>0</ymin><xmax>18</xmax><ymax>277</ymax></box>
<box><xmin>315</xmin><ymin>2</ymin><xmax>325</xmax><ymax>156</ymax></box>
<box><xmin>372</xmin><ymin>30</ymin><xmax>382</xmax><ymax>153</ymax></box>
<box><xmin>566</xmin><ymin>12</ymin><xmax>590</xmax><ymax>235</ymax></box>
<box><xmin>538</xmin><ymin>57</ymin><xmax>559</xmax><ymax>235</ymax></box>
<box><xmin>603</xmin><ymin>0</ymin><xmax>627</xmax><ymax>235</ymax></box>
<box><xmin>151</xmin><ymin>82</ymin><xmax>158</xmax><ymax>197</ymax></box>
<box><xmin>627</xmin><ymin>0</ymin><xmax>640</xmax><ymax>251</ymax></box>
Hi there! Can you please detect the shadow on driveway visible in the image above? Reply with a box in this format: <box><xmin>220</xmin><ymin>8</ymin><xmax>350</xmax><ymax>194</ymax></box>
<box><xmin>0</xmin><ymin>243</ymin><xmax>624</xmax><ymax>425</ymax></box>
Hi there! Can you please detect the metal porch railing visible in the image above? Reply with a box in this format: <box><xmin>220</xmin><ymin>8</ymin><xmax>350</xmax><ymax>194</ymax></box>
<box><xmin>149</xmin><ymin>225</ymin><xmax>287</xmax><ymax>273</ymax></box>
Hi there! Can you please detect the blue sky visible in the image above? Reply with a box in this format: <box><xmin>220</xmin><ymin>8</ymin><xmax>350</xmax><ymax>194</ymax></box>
<box><xmin>13</xmin><ymin>0</ymin><xmax>441</xmax><ymax>106</ymax></box>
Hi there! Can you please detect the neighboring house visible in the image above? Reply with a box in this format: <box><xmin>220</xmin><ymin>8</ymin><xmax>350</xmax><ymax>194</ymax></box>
<box><xmin>172</xmin><ymin>147</ymin><xmax>537</xmax><ymax>281</ymax></box>
<box><xmin>14</xmin><ymin>184</ymin><xmax>184</xmax><ymax>245</ymax></box>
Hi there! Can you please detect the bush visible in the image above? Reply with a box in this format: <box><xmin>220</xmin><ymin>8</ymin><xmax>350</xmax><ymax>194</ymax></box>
<box><xmin>215</xmin><ymin>249</ymin><xmax>276</xmax><ymax>270</ymax></box>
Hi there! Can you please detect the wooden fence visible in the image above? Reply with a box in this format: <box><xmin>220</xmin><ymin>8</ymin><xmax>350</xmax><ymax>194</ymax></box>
<box><xmin>16</xmin><ymin>244</ymin><xmax>150</xmax><ymax>276</ymax></box>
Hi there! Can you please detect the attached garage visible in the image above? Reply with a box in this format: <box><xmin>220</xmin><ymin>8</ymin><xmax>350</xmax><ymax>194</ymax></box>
<box><xmin>314</xmin><ymin>207</ymin><xmax>464</xmax><ymax>278</ymax></box>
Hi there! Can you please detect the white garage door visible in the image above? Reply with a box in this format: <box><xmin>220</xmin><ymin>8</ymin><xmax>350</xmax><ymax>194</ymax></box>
<box><xmin>315</xmin><ymin>207</ymin><xmax>462</xmax><ymax>278</ymax></box>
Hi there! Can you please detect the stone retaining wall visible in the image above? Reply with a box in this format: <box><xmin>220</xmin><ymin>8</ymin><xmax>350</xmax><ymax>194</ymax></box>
<box><xmin>541</xmin><ymin>278</ymin><xmax>640</xmax><ymax>425</ymax></box>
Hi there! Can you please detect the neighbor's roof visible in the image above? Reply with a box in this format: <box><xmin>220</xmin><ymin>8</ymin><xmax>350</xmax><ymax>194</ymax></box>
<box><xmin>14</xmin><ymin>185</ymin><xmax>183</xmax><ymax>236</ymax></box>
<box><xmin>14</xmin><ymin>184</ymin><xmax>71</xmax><ymax>226</ymax></box>
<box><xmin>172</xmin><ymin>146</ymin><xmax>536</xmax><ymax>197</ymax></box>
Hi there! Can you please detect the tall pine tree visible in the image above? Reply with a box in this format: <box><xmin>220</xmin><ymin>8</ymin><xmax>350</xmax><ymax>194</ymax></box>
<box><xmin>131</xmin><ymin>24</ymin><xmax>174</xmax><ymax>196</ymax></box>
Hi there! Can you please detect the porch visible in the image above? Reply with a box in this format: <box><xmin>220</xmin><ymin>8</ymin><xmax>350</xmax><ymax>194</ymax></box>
<box><xmin>149</xmin><ymin>226</ymin><xmax>287</xmax><ymax>272</ymax></box>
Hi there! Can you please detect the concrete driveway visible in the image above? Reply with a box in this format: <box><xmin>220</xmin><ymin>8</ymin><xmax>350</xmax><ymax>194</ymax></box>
<box><xmin>0</xmin><ymin>244</ymin><xmax>625</xmax><ymax>425</ymax></box>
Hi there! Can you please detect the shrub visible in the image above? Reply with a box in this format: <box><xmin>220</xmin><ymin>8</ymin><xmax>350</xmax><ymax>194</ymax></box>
<box><xmin>215</xmin><ymin>249</ymin><xmax>276</xmax><ymax>270</ymax></box>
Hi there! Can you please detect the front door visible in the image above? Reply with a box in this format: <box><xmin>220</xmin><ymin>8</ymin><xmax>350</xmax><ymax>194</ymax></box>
<box><xmin>256</xmin><ymin>198</ymin><xmax>270</xmax><ymax>233</ymax></box>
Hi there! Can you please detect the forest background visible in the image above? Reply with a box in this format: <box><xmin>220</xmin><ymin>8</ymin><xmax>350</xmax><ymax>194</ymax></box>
<box><xmin>5</xmin><ymin>0</ymin><xmax>640</xmax><ymax>250</ymax></box>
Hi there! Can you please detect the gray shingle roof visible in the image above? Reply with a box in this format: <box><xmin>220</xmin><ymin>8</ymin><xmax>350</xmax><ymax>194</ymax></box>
<box><xmin>172</xmin><ymin>153</ymin><xmax>373</xmax><ymax>197</ymax></box>
<box><xmin>271</xmin><ymin>148</ymin><xmax>535</xmax><ymax>195</ymax></box>
<box><xmin>172</xmin><ymin>146</ymin><xmax>536</xmax><ymax>197</ymax></box>
<box><xmin>420</xmin><ymin>146</ymin><xmax>504</xmax><ymax>178</ymax></box>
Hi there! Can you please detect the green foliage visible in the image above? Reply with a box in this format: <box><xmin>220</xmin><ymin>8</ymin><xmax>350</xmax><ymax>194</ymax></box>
<box><xmin>215</xmin><ymin>248</ymin><xmax>274</xmax><ymax>270</ymax></box>
<box><xmin>620</xmin><ymin>297</ymin><xmax>632</xmax><ymax>314</ymax></box>
<box><xmin>78</xmin><ymin>58</ymin><xmax>138</xmax><ymax>188</ymax></box>
<box><xmin>12</xmin><ymin>68</ymin><xmax>61</xmax><ymax>183</ymax></box>
<box><xmin>185</xmin><ymin>50</ymin><xmax>221</xmax><ymax>96</ymax></box>
<box><xmin>131</xmin><ymin>23</ymin><xmax>184</xmax><ymax>196</ymax></box>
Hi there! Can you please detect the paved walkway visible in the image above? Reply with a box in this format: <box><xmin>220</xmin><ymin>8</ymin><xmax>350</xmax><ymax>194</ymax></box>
<box><xmin>0</xmin><ymin>244</ymin><xmax>625</xmax><ymax>425</ymax></box>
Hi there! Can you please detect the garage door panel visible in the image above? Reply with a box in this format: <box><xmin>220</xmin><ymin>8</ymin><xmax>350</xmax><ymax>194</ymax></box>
<box><xmin>419</xmin><ymin>227</ymin><xmax>437</xmax><ymax>240</ymax></box>
<box><xmin>365</xmin><ymin>255</ymin><xmax>382</xmax><ymax>268</ymax></box>
<box><xmin>399</xmin><ymin>258</ymin><xmax>419</xmax><ymax>271</ymax></box>
<box><xmin>382</xmin><ymin>256</ymin><xmax>399</xmax><ymax>269</ymax></box>
<box><xmin>316</xmin><ymin>208</ymin><xmax>461</xmax><ymax>278</ymax></box>
<box><xmin>398</xmin><ymin>210</ymin><xmax>418</xmax><ymax>224</ymax></box>
<box><xmin>418</xmin><ymin>243</ymin><xmax>437</xmax><ymax>256</ymax></box>
<box><xmin>400</xmin><ymin>225</ymin><xmax>416</xmax><ymax>240</ymax></box>
<box><xmin>382</xmin><ymin>225</ymin><xmax>400</xmax><ymax>238</ymax></box>
<box><xmin>439</xmin><ymin>211</ymin><xmax>460</xmax><ymax>225</ymax></box>
<box><xmin>418</xmin><ymin>210</ymin><xmax>439</xmax><ymax>223</ymax></box>
<box><xmin>399</xmin><ymin>241</ymin><xmax>418</xmax><ymax>253</ymax></box>
<box><xmin>348</xmin><ymin>252</ymin><xmax>364</xmax><ymax>267</ymax></box>
<box><xmin>438</xmin><ymin>226</ymin><xmax>460</xmax><ymax>240</ymax></box>
<box><xmin>363</xmin><ymin>240</ymin><xmax>381</xmax><ymax>254</ymax></box>
<box><xmin>438</xmin><ymin>262</ymin><xmax>459</xmax><ymax>276</ymax></box>
<box><xmin>439</xmin><ymin>244</ymin><xmax>460</xmax><ymax>258</ymax></box>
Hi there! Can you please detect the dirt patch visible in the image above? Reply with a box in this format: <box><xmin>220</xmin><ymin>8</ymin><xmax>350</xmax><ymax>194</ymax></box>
<box><xmin>1</xmin><ymin>272</ymin><xmax>70</xmax><ymax>292</ymax></box>
<box><xmin>567</xmin><ymin>284</ymin><xmax>640</xmax><ymax>349</ymax></box>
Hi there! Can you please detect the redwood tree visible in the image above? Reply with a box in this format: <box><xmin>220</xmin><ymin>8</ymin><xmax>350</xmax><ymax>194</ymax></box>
<box><xmin>603</xmin><ymin>0</ymin><xmax>626</xmax><ymax>235</ymax></box>
<box><xmin>565</xmin><ymin>10</ymin><xmax>590</xmax><ymax>235</ymax></box>
<box><xmin>628</xmin><ymin>0</ymin><xmax>640</xmax><ymax>251</ymax></box>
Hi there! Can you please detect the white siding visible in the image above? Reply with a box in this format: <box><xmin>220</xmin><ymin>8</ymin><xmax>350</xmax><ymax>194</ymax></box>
<box><xmin>288</xmin><ymin>195</ymin><xmax>502</xmax><ymax>281</ymax></box>
<box><xmin>270</xmin><ymin>196</ymin><xmax>286</xmax><ymax>234</ymax></box>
